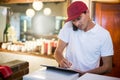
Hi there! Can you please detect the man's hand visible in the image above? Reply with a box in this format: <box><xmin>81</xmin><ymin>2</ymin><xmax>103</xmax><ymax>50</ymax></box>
<box><xmin>59</xmin><ymin>58</ymin><xmax>72</xmax><ymax>68</ymax></box>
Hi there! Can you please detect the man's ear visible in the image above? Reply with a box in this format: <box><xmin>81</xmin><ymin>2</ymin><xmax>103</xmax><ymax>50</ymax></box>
<box><xmin>86</xmin><ymin>9</ymin><xmax>89</xmax><ymax>14</ymax></box>
<box><xmin>86</xmin><ymin>9</ymin><xmax>90</xmax><ymax>16</ymax></box>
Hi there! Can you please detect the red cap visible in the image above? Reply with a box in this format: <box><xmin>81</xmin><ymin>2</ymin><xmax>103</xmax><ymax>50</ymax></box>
<box><xmin>66</xmin><ymin>1</ymin><xmax>88</xmax><ymax>22</ymax></box>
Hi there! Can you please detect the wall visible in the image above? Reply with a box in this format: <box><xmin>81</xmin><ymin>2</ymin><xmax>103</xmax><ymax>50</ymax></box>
<box><xmin>0</xmin><ymin>2</ymin><xmax>67</xmax><ymax>17</ymax></box>
<box><xmin>10</xmin><ymin>13</ymin><xmax>20</xmax><ymax>40</ymax></box>
<box><xmin>0</xmin><ymin>2</ymin><xmax>68</xmax><ymax>41</ymax></box>
<box><xmin>90</xmin><ymin>0</ymin><xmax>120</xmax><ymax>19</ymax></box>
<box><xmin>72</xmin><ymin>0</ymin><xmax>90</xmax><ymax>8</ymax></box>
<box><xmin>0</xmin><ymin>6</ymin><xmax>7</xmax><ymax>42</ymax></box>
<box><xmin>0</xmin><ymin>52</ymin><xmax>58</xmax><ymax>73</ymax></box>
<box><xmin>72</xmin><ymin>0</ymin><xmax>120</xmax><ymax>20</ymax></box>
<box><xmin>32</xmin><ymin>14</ymin><xmax>55</xmax><ymax>35</ymax></box>
<box><xmin>91</xmin><ymin>0</ymin><xmax>120</xmax><ymax>2</ymax></box>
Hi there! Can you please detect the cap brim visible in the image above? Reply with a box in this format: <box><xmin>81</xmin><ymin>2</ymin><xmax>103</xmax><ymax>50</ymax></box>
<box><xmin>65</xmin><ymin>14</ymin><xmax>81</xmax><ymax>22</ymax></box>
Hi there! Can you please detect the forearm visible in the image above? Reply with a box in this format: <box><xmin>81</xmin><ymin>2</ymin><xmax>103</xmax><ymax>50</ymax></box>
<box><xmin>83</xmin><ymin>56</ymin><xmax>113</xmax><ymax>75</ymax></box>
<box><xmin>54</xmin><ymin>39</ymin><xmax>67</xmax><ymax>64</ymax></box>
<box><xmin>84</xmin><ymin>65</ymin><xmax>112</xmax><ymax>75</ymax></box>
<box><xmin>54</xmin><ymin>49</ymin><xmax>64</xmax><ymax>64</ymax></box>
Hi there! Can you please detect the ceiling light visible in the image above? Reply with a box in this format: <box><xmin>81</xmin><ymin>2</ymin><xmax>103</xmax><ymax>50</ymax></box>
<box><xmin>26</xmin><ymin>8</ymin><xmax>35</xmax><ymax>17</ymax></box>
<box><xmin>43</xmin><ymin>8</ymin><xmax>51</xmax><ymax>16</ymax></box>
<box><xmin>32</xmin><ymin>1</ymin><xmax>43</xmax><ymax>11</ymax></box>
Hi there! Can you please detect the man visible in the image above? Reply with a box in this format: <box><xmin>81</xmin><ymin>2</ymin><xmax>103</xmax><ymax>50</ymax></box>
<box><xmin>54</xmin><ymin>1</ymin><xmax>114</xmax><ymax>75</ymax></box>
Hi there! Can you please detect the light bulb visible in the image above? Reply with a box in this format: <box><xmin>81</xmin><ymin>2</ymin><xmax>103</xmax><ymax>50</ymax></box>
<box><xmin>43</xmin><ymin>8</ymin><xmax>51</xmax><ymax>15</ymax></box>
<box><xmin>26</xmin><ymin>8</ymin><xmax>35</xmax><ymax>17</ymax></box>
<box><xmin>32</xmin><ymin>1</ymin><xmax>43</xmax><ymax>11</ymax></box>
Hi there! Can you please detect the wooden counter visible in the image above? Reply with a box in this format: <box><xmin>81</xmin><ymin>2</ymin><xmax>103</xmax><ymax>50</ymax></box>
<box><xmin>0</xmin><ymin>48</ymin><xmax>54</xmax><ymax>59</ymax></box>
<box><xmin>0</xmin><ymin>47</ymin><xmax>58</xmax><ymax>73</ymax></box>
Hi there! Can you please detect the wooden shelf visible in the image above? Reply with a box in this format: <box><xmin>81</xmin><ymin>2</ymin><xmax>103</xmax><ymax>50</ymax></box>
<box><xmin>0</xmin><ymin>0</ymin><xmax>66</xmax><ymax>4</ymax></box>
<box><xmin>0</xmin><ymin>48</ymin><xmax>55</xmax><ymax>59</ymax></box>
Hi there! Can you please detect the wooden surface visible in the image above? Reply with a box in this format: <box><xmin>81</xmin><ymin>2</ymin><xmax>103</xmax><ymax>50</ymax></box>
<box><xmin>0</xmin><ymin>0</ymin><xmax>66</xmax><ymax>4</ymax></box>
<box><xmin>94</xmin><ymin>2</ymin><xmax>120</xmax><ymax>78</ymax></box>
<box><xmin>0</xmin><ymin>48</ymin><xmax>54</xmax><ymax>59</ymax></box>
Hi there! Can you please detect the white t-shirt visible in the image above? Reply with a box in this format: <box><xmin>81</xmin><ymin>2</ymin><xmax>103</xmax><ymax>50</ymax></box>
<box><xmin>58</xmin><ymin>21</ymin><xmax>113</xmax><ymax>72</ymax></box>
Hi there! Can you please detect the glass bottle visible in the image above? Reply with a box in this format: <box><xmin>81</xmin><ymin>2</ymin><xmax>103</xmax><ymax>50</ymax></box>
<box><xmin>3</xmin><ymin>24</ymin><xmax>10</xmax><ymax>42</ymax></box>
<box><xmin>3</xmin><ymin>8</ymin><xmax>10</xmax><ymax>42</ymax></box>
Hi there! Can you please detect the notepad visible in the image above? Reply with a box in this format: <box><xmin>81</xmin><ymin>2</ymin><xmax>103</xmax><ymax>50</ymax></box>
<box><xmin>40</xmin><ymin>64</ymin><xmax>80</xmax><ymax>74</ymax></box>
<box><xmin>77</xmin><ymin>73</ymin><xmax>120</xmax><ymax>80</ymax></box>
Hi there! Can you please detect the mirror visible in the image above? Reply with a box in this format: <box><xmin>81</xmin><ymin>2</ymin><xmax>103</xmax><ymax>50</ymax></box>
<box><xmin>0</xmin><ymin>1</ymin><xmax>68</xmax><ymax>41</ymax></box>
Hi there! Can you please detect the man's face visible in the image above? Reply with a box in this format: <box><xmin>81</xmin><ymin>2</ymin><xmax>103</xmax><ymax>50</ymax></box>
<box><xmin>72</xmin><ymin>11</ymin><xmax>89</xmax><ymax>31</ymax></box>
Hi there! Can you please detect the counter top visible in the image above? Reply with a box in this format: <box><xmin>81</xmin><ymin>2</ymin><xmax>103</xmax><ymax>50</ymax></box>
<box><xmin>0</xmin><ymin>48</ymin><xmax>54</xmax><ymax>59</ymax></box>
<box><xmin>23</xmin><ymin>67</ymin><xmax>120</xmax><ymax>80</ymax></box>
<box><xmin>23</xmin><ymin>67</ymin><xmax>79</xmax><ymax>80</ymax></box>
<box><xmin>77</xmin><ymin>73</ymin><xmax>120</xmax><ymax>80</ymax></box>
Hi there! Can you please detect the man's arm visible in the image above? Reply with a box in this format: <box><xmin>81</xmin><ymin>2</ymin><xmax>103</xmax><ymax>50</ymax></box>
<box><xmin>54</xmin><ymin>39</ymin><xmax>72</xmax><ymax>68</ymax></box>
<box><xmin>84</xmin><ymin>56</ymin><xmax>113</xmax><ymax>75</ymax></box>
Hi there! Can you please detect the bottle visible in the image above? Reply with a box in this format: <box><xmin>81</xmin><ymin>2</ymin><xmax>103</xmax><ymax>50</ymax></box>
<box><xmin>3</xmin><ymin>8</ymin><xmax>10</xmax><ymax>42</ymax></box>
<box><xmin>47</xmin><ymin>40</ymin><xmax>52</xmax><ymax>55</ymax></box>
<box><xmin>3</xmin><ymin>23</ymin><xmax>10</xmax><ymax>42</ymax></box>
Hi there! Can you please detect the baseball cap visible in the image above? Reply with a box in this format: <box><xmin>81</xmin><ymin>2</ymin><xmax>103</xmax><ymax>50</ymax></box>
<box><xmin>66</xmin><ymin>1</ymin><xmax>88</xmax><ymax>22</ymax></box>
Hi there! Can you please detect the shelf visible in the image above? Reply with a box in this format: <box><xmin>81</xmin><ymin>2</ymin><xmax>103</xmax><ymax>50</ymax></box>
<box><xmin>0</xmin><ymin>0</ymin><xmax>66</xmax><ymax>4</ymax></box>
<box><xmin>0</xmin><ymin>48</ymin><xmax>55</xmax><ymax>59</ymax></box>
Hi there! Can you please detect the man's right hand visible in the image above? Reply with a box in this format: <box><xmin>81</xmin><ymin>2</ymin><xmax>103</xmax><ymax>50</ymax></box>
<box><xmin>59</xmin><ymin>58</ymin><xmax>72</xmax><ymax>68</ymax></box>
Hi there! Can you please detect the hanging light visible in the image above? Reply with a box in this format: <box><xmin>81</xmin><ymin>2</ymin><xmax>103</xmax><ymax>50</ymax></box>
<box><xmin>43</xmin><ymin>8</ymin><xmax>51</xmax><ymax>16</ymax></box>
<box><xmin>26</xmin><ymin>8</ymin><xmax>35</xmax><ymax>17</ymax></box>
<box><xmin>32</xmin><ymin>1</ymin><xmax>43</xmax><ymax>11</ymax></box>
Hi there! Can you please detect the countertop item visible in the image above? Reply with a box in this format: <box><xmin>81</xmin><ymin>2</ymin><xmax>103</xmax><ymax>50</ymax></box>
<box><xmin>23</xmin><ymin>67</ymin><xmax>79</xmax><ymax>80</ymax></box>
<box><xmin>77</xmin><ymin>73</ymin><xmax>120</xmax><ymax>80</ymax></box>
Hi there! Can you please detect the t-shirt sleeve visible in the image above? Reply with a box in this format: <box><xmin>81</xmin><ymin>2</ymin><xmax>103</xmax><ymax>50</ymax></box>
<box><xmin>58</xmin><ymin>22</ymin><xmax>72</xmax><ymax>43</ymax></box>
<box><xmin>100</xmin><ymin>32</ymin><xmax>114</xmax><ymax>56</ymax></box>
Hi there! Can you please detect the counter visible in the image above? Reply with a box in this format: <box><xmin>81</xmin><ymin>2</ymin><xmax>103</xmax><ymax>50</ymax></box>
<box><xmin>0</xmin><ymin>48</ymin><xmax>54</xmax><ymax>59</ymax></box>
<box><xmin>23</xmin><ymin>67</ymin><xmax>120</xmax><ymax>80</ymax></box>
<box><xmin>0</xmin><ymin>49</ymin><xmax>58</xmax><ymax>73</ymax></box>
<box><xmin>77</xmin><ymin>73</ymin><xmax>120</xmax><ymax>80</ymax></box>
<box><xmin>23</xmin><ymin>67</ymin><xmax>79</xmax><ymax>80</ymax></box>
